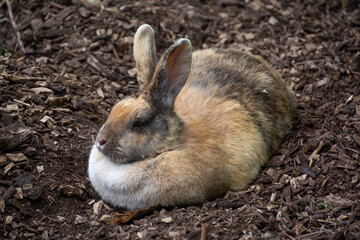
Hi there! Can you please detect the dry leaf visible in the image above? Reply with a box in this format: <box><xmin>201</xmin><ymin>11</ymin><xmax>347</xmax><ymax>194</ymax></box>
<box><xmin>108</xmin><ymin>206</ymin><xmax>159</xmax><ymax>225</ymax></box>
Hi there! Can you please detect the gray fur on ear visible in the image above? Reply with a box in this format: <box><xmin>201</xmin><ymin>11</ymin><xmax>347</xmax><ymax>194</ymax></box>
<box><xmin>133</xmin><ymin>24</ymin><xmax>157</xmax><ymax>89</ymax></box>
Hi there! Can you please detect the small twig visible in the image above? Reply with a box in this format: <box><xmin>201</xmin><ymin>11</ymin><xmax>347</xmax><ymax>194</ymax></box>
<box><xmin>119</xmin><ymin>3</ymin><xmax>144</xmax><ymax>11</ymax></box>
<box><xmin>282</xmin><ymin>231</ymin><xmax>296</xmax><ymax>240</ymax></box>
<box><xmin>52</xmin><ymin>108</ymin><xmax>72</xmax><ymax>113</ymax></box>
<box><xmin>111</xmin><ymin>43</ymin><xmax>120</xmax><ymax>61</ymax></box>
<box><xmin>53</xmin><ymin>68</ymin><xmax>66</xmax><ymax>82</ymax></box>
<box><xmin>295</xmin><ymin>219</ymin><xmax>300</xmax><ymax>236</ymax></box>
<box><xmin>3</xmin><ymin>73</ymin><xmax>46</xmax><ymax>83</ymax></box>
<box><xmin>298</xmin><ymin>230</ymin><xmax>325</xmax><ymax>239</ymax></box>
<box><xmin>81</xmin><ymin>109</ymin><xmax>106</xmax><ymax>122</ymax></box>
<box><xmin>294</xmin><ymin>58</ymin><xmax>324</xmax><ymax>66</ymax></box>
<box><xmin>119</xmin><ymin>2</ymin><xmax>156</xmax><ymax>11</ymax></box>
<box><xmin>309</xmin><ymin>140</ymin><xmax>325</xmax><ymax>167</ymax></box>
<box><xmin>200</xmin><ymin>224</ymin><xmax>208</xmax><ymax>240</ymax></box>
<box><xmin>14</xmin><ymin>99</ymin><xmax>30</xmax><ymax>106</ymax></box>
<box><xmin>345</xmin><ymin>147</ymin><xmax>360</xmax><ymax>155</ymax></box>
<box><xmin>5</xmin><ymin>0</ymin><xmax>27</xmax><ymax>54</ymax></box>
<box><xmin>49</xmin><ymin>1</ymin><xmax>66</xmax><ymax>9</ymax></box>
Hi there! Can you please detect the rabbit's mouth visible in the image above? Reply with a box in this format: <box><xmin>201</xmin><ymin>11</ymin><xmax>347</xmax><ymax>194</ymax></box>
<box><xmin>95</xmin><ymin>143</ymin><xmax>121</xmax><ymax>163</ymax></box>
<box><xmin>96</xmin><ymin>142</ymin><xmax>152</xmax><ymax>165</ymax></box>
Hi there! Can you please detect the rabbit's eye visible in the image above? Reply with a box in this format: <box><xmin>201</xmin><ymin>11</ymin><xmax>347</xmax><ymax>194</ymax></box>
<box><xmin>132</xmin><ymin>119</ymin><xmax>144</xmax><ymax>129</ymax></box>
<box><xmin>130</xmin><ymin>116</ymin><xmax>153</xmax><ymax>130</ymax></box>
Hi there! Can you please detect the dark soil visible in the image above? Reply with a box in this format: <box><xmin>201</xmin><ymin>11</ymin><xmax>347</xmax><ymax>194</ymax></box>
<box><xmin>1</xmin><ymin>0</ymin><xmax>359</xmax><ymax>239</ymax></box>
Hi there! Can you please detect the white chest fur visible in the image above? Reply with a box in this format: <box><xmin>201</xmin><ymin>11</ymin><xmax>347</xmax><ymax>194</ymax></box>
<box><xmin>88</xmin><ymin>145</ymin><xmax>160</xmax><ymax>209</ymax></box>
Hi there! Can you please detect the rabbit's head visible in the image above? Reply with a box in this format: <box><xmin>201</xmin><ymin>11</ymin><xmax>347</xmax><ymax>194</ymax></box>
<box><xmin>95</xmin><ymin>25</ymin><xmax>192</xmax><ymax>164</ymax></box>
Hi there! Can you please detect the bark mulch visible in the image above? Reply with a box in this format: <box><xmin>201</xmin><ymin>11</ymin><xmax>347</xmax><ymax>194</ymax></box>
<box><xmin>0</xmin><ymin>0</ymin><xmax>359</xmax><ymax>239</ymax></box>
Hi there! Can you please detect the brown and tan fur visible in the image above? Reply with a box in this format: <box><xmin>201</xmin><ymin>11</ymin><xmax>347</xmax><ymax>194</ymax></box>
<box><xmin>88</xmin><ymin>24</ymin><xmax>297</xmax><ymax>209</ymax></box>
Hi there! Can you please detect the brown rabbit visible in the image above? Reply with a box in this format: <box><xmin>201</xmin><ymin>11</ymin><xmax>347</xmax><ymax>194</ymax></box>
<box><xmin>88</xmin><ymin>24</ymin><xmax>296</xmax><ymax>210</ymax></box>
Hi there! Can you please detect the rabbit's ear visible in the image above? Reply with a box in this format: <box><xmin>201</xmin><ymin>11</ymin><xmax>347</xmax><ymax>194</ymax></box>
<box><xmin>134</xmin><ymin>24</ymin><xmax>157</xmax><ymax>89</ymax></box>
<box><xmin>154</xmin><ymin>38</ymin><xmax>192</xmax><ymax>110</ymax></box>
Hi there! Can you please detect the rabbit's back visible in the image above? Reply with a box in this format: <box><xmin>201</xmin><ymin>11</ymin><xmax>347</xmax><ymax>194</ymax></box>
<box><xmin>176</xmin><ymin>48</ymin><xmax>296</xmax><ymax>164</ymax></box>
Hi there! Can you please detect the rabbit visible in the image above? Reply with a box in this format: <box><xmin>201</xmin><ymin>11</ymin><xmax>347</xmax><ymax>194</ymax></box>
<box><xmin>88</xmin><ymin>24</ymin><xmax>297</xmax><ymax>210</ymax></box>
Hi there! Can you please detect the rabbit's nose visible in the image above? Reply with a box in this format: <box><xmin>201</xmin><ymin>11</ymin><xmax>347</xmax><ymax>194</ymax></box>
<box><xmin>98</xmin><ymin>138</ymin><xmax>107</xmax><ymax>146</ymax></box>
<box><xmin>96</xmin><ymin>136</ymin><xmax>108</xmax><ymax>150</ymax></box>
<box><xmin>96</xmin><ymin>125</ymin><xmax>110</xmax><ymax>149</ymax></box>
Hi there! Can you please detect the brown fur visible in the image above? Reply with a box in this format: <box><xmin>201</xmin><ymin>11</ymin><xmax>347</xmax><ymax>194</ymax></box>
<box><xmin>89</xmin><ymin>25</ymin><xmax>296</xmax><ymax>209</ymax></box>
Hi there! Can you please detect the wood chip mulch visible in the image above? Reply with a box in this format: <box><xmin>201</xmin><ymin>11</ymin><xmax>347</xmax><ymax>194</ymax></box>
<box><xmin>0</xmin><ymin>0</ymin><xmax>359</xmax><ymax>239</ymax></box>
